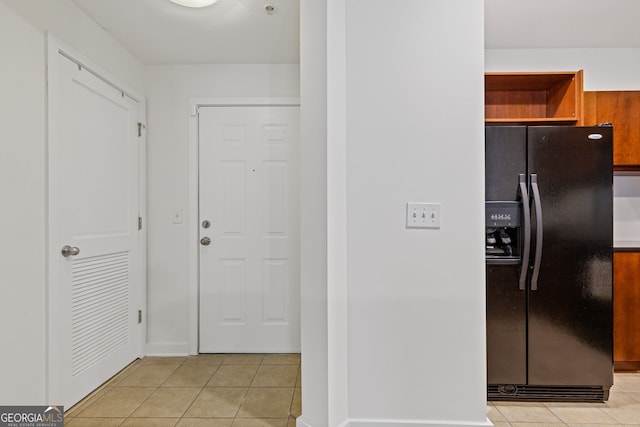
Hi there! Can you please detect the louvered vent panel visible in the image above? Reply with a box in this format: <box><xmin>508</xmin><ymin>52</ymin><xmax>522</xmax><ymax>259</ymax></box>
<box><xmin>488</xmin><ymin>385</ymin><xmax>607</xmax><ymax>402</ymax></box>
<box><xmin>71</xmin><ymin>251</ymin><xmax>129</xmax><ymax>376</ymax></box>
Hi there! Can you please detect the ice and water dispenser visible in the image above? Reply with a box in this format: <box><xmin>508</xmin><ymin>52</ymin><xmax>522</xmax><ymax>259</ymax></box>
<box><xmin>486</xmin><ymin>201</ymin><xmax>521</xmax><ymax>263</ymax></box>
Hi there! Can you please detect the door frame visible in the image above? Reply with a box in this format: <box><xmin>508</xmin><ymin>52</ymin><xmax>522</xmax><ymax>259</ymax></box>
<box><xmin>46</xmin><ymin>35</ymin><xmax>147</xmax><ymax>403</ymax></box>
<box><xmin>187</xmin><ymin>97</ymin><xmax>300</xmax><ymax>354</ymax></box>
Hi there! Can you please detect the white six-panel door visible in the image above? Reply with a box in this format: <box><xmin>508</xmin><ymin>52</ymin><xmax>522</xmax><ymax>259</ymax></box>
<box><xmin>198</xmin><ymin>105</ymin><xmax>300</xmax><ymax>353</ymax></box>
<box><xmin>48</xmin><ymin>47</ymin><xmax>142</xmax><ymax>408</ymax></box>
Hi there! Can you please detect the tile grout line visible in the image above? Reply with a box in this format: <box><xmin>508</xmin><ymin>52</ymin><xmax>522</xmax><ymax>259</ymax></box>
<box><xmin>172</xmin><ymin>358</ymin><xmax>216</xmax><ymax>426</ymax></box>
<box><xmin>233</xmin><ymin>353</ymin><xmax>261</xmax><ymax>420</ymax></box>
<box><xmin>135</xmin><ymin>358</ymin><xmax>187</xmax><ymax>419</ymax></box>
<box><xmin>67</xmin><ymin>354</ymin><xmax>303</xmax><ymax>426</ymax></box>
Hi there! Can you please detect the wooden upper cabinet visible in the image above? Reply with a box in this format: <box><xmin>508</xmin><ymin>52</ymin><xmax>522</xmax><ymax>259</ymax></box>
<box><xmin>485</xmin><ymin>71</ymin><xmax>584</xmax><ymax>125</ymax></box>
<box><xmin>584</xmin><ymin>91</ymin><xmax>640</xmax><ymax>169</ymax></box>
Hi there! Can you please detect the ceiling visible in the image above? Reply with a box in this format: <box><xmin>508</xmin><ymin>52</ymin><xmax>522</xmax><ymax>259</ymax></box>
<box><xmin>71</xmin><ymin>0</ymin><xmax>640</xmax><ymax>65</ymax></box>
<box><xmin>485</xmin><ymin>0</ymin><xmax>640</xmax><ymax>49</ymax></box>
<box><xmin>71</xmin><ymin>0</ymin><xmax>300</xmax><ymax>64</ymax></box>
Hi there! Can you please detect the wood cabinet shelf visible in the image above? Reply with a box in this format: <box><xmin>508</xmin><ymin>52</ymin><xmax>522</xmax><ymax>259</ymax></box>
<box><xmin>485</xmin><ymin>71</ymin><xmax>584</xmax><ymax>125</ymax></box>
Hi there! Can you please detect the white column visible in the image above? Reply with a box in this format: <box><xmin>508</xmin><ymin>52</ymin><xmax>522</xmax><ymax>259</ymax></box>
<box><xmin>300</xmin><ymin>1</ymin><xmax>489</xmax><ymax>425</ymax></box>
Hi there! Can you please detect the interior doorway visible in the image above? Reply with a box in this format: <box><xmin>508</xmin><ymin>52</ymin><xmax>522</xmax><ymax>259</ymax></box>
<box><xmin>47</xmin><ymin>38</ymin><xmax>146</xmax><ymax>408</ymax></box>
<box><xmin>194</xmin><ymin>101</ymin><xmax>301</xmax><ymax>353</ymax></box>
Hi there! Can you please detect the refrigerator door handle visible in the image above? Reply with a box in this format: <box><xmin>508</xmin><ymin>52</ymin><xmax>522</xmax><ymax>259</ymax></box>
<box><xmin>530</xmin><ymin>174</ymin><xmax>543</xmax><ymax>291</ymax></box>
<box><xmin>518</xmin><ymin>174</ymin><xmax>530</xmax><ymax>291</ymax></box>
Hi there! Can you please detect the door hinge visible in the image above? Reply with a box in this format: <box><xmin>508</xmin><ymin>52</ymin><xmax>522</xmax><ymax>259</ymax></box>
<box><xmin>138</xmin><ymin>310</ymin><xmax>142</xmax><ymax>324</ymax></box>
<box><xmin>137</xmin><ymin>122</ymin><xmax>145</xmax><ymax>137</ymax></box>
<box><xmin>138</xmin><ymin>216</ymin><xmax>143</xmax><ymax>230</ymax></box>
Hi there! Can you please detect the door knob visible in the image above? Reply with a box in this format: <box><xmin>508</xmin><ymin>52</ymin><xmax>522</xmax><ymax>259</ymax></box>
<box><xmin>61</xmin><ymin>245</ymin><xmax>80</xmax><ymax>257</ymax></box>
<box><xmin>200</xmin><ymin>237</ymin><xmax>211</xmax><ymax>246</ymax></box>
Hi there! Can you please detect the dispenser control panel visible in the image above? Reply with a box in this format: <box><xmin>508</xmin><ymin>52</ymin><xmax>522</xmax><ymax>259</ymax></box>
<box><xmin>486</xmin><ymin>202</ymin><xmax>520</xmax><ymax>227</ymax></box>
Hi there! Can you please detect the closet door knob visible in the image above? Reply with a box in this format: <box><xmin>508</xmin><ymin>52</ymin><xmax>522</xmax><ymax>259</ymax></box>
<box><xmin>61</xmin><ymin>245</ymin><xmax>80</xmax><ymax>257</ymax></box>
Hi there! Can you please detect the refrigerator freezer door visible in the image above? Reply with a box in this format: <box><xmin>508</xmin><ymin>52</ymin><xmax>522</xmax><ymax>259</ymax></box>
<box><xmin>527</xmin><ymin>126</ymin><xmax>613</xmax><ymax>387</ymax></box>
<box><xmin>486</xmin><ymin>264</ymin><xmax>527</xmax><ymax>384</ymax></box>
<box><xmin>485</xmin><ymin>126</ymin><xmax>527</xmax><ymax>385</ymax></box>
<box><xmin>485</xmin><ymin>127</ymin><xmax>527</xmax><ymax>202</ymax></box>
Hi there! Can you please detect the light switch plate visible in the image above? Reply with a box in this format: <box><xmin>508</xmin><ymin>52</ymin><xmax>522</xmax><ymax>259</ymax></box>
<box><xmin>406</xmin><ymin>203</ymin><xmax>440</xmax><ymax>229</ymax></box>
<box><xmin>173</xmin><ymin>208</ymin><xmax>184</xmax><ymax>224</ymax></box>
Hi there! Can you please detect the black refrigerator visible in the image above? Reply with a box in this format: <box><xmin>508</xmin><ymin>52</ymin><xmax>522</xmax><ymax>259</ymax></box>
<box><xmin>485</xmin><ymin>125</ymin><xmax>613</xmax><ymax>402</ymax></box>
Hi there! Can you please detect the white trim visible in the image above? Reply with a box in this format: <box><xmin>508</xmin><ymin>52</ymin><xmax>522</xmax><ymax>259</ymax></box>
<box><xmin>45</xmin><ymin>32</ymin><xmax>56</xmax><ymax>406</ymax></box>
<box><xmin>137</xmin><ymin>101</ymin><xmax>147</xmax><ymax>361</ymax></box>
<box><xmin>187</xmin><ymin>99</ymin><xmax>199</xmax><ymax>355</ymax></box>
<box><xmin>46</xmin><ymin>33</ymin><xmax>147</xmax><ymax>403</ymax></box>
<box><xmin>144</xmin><ymin>343</ymin><xmax>190</xmax><ymax>357</ymax></box>
<box><xmin>187</xmin><ymin>97</ymin><xmax>302</xmax><ymax>356</ymax></box>
<box><xmin>327</xmin><ymin>0</ymin><xmax>350</xmax><ymax>425</ymax></box>
<box><xmin>343</xmin><ymin>419</ymin><xmax>493</xmax><ymax>427</ymax></box>
<box><xmin>45</xmin><ymin>35</ymin><xmax>145</xmax><ymax>106</ymax></box>
<box><xmin>56</xmin><ymin>50</ymin><xmax>140</xmax><ymax>103</ymax></box>
<box><xmin>294</xmin><ymin>416</ymin><xmax>316</xmax><ymax>427</ymax></box>
<box><xmin>190</xmin><ymin>97</ymin><xmax>301</xmax><ymax>108</ymax></box>
<box><xmin>295</xmin><ymin>418</ymin><xmax>492</xmax><ymax>427</ymax></box>
<box><xmin>199</xmin><ymin>347</ymin><xmax>302</xmax><ymax>354</ymax></box>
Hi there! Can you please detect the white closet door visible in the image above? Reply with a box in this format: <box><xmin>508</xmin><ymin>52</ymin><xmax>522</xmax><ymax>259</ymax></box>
<box><xmin>48</xmin><ymin>51</ymin><xmax>142</xmax><ymax>408</ymax></box>
<box><xmin>198</xmin><ymin>105</ymin><xmax>300</xmax><ymax>353</ymax></box>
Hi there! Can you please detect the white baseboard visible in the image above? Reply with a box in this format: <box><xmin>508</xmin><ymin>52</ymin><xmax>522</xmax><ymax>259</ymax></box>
<box><xmin>145</xmin><ymin>342</ymin><xmax>302</xmax><ymax>357</ymax></box>
<box><xmin>295</xmin><ymin>416</ymin><xmax>313</xmax><ymax>427</ymax></box>
<box><xmin>144</xmin><ymin>342</ymin><xmax>190</xmax><ymax>356</ymax></box>
<box><xmin>304</xmin><ymin>418</ymin><xmax>493</xmax><ymax>427</ymax></box>
<box><xmin>347</xmin><ymin>419</ymin><xmax>493</xmax><ymax>427</ymax></box>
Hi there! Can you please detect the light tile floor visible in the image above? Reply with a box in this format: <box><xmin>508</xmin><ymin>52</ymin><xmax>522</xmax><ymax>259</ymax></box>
<box><xmin>489</xmin><ymin>372</ymin><xmax>640</xmax><ymax>426</ymax></box>
<box><xmin>67</xmin><ymin>357</ymin><xmax>640</xmax><ymax>427</ymax></box>
<box><xmin>65</xmin><ymin>354</ymin><xmax>301</xmax><ymax>427</ymax></box>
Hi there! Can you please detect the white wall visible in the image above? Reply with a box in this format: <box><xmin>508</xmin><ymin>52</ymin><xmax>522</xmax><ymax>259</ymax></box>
<box><xmin>0</xmin><ymin>0</ymin><xmax>144</xmax><ymax>405</ymax></box>
<box><xmin>332</xmin><ymin>0</ymin><xmax>488</xmax><ymax>424</ymax></box>
<box><xmin>486</xmin><ymin>48</ymin><xmax>640</xmax><ymax>247</ymax></box>
<box><xmin>485</xmin><ymin>48</ymin><xmax>640</xmax><ymax>91</ymax></box>
<box><xmin>2</xmin><ymin>0</ymin><xmax>145</xmax><ymax>90</ymax></box>
<box><xmin>0</xmin><ymin>1</ymin><xmax>47</xmax><ymax>405</ymax></box>
<box><xmin>144</xmin><ymin>65</ymin><xmax>300</xmax><ymax>354</ymax></box>
<box><xmin>301</xmin><ymin>1</ymin><xmax>488</xmax><ymax>424</ymax></box>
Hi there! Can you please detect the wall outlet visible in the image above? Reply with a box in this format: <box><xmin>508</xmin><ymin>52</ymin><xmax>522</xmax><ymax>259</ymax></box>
<box><xmin>406</xmin><ymin>202</ymin><xmax>440</xmax><ymax>229</ymax></box>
